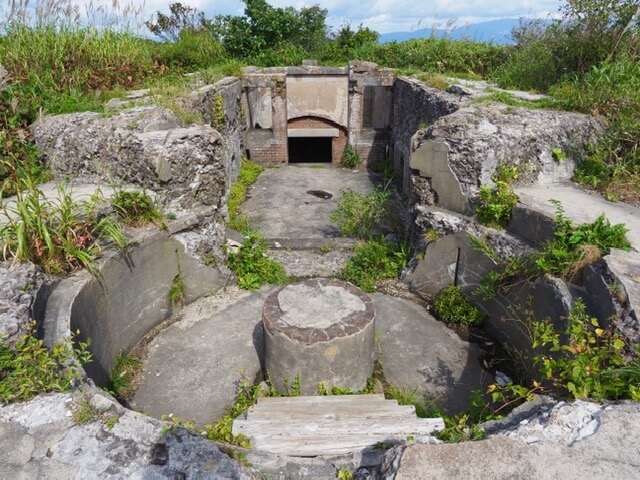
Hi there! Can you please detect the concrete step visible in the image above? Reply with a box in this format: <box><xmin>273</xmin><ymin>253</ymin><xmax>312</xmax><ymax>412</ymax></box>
<box><xmin>233</xmin><ymin>394</ymin><xmax>444</xmax><ymax>456</ymax></box>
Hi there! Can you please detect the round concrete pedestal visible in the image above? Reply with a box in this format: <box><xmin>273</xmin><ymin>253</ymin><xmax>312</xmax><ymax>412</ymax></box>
<box><xmin>262</xmin><ymin>278</ymin><xmax>375</xmax><ymax>395</ymax></box>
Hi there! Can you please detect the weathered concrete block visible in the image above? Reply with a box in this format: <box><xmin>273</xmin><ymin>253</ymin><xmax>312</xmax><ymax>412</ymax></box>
<box><xmin>409</xmin><ymin>104</ymin><xmax>604</xmax><ymax>214</ymax></box>
<box><xmin>262</xmin><ymin>278</ymin><xmax>375</xmax><ymax>394</ymax></box>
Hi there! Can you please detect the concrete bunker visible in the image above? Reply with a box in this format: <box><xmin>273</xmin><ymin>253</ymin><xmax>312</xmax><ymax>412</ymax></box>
<box><xmin>242</xmin><ymin>61</ymin><xmax>394</xmax><ymax>167</ymax></box>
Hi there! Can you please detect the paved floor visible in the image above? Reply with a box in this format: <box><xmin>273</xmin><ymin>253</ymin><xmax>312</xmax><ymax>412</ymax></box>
<box><xmin>131</xmin><ymin>289</ymin><xmax>487</xmax><ymax>424</ymax></box>
<box><xmin>243</xmin><ymin>164</ymin><xmax>376</xmax><ymax>241</ymax></box>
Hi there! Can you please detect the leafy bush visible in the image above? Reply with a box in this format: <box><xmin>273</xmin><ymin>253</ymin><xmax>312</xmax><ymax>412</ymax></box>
<box><xmin>341</xmin><ymin>239</ymin><xmax>409</xmax><ymax>292</ymax></box>
<box><xmin>111</xmin><ymin>190</ymin><xmax>162</xmax><ymax>226</ymax></box>
<box><xmin>330</xmin><ymin>187</ymin><xmax>390</xmax><ymax>239</ymax></box>
<box><xmin>433</xmin><ymin>285</ymin><xmax>485</xmax><ymax>327</ymax></box>
<box><xmin>475</xmin><ymin>180</ymin><xmax>518</xmax><ymax>228</ymax></box>
<box><xmin>227</xmin><ymin>233</ymin><xmax>287</xmax><ymax>290</ymax></box>
<box><xmin>1</xmin><ymin>182</ymin><xmax>127</xmax><ymax>275</ymax></box>
<box><xmin>152</xmin><ymin>29</ymin><xmax>226</xmax><ymax>69</ymax></box>
<box><xmin>533</xmin><ymin>300</ymin><xmax>639</xmax><ymax>400</ymax></box>
<box><xmin>340</xmin><ymin>145</ymin><xmax>361</xmax><ymax>168</ymax></box>
<box><xmin>532</xmin><ymin>202</ymin><xmax>630</xmax><ymax>279</ymax></box>
<box><xmin>0</xmin><ymin>325</ymin><xmax>91</xmax><ymax>403</ymax></box>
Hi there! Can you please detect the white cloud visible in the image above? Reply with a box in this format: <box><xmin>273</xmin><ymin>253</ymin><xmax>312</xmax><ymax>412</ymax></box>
<box><xmin>83</xmin><ymin>0</ymin><xmax>563</xmax><ymax>33</ymax></box>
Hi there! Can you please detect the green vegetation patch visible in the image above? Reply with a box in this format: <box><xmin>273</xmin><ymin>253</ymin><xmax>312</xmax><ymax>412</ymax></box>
<box><xmin>227</xmin><ymin>159</ymin><xmax>264</xmax><ymax>233</ymax></box>
<box><xmin>330</xmin><ymin>187</ymin><xmax>390</xmax><ymax>239</ymax></box>
<box><xmin>475</xmin><ymin>180</ymin><xmax>518</xmax><ymax>229</ymax></box>
<box><xmin>0</xmin><ymin>325</ymin><xmax>91</xmax><ymax>404</ymax></box>
<box><xmin>341</xmin><ymin>239</ymin><xmax>410</xmax><ymax>293</ymax></box>
<box><xmin>227</xmin><ymin>233</ymin><xmax>288</xmax><ymax>290</ymax></box>
<box><xmin>0</xmin><ymin>183</ymin><xmax>127</xmax><ymax>275</ymax></box>
<box><xmin>433</xmin><ymin>285</ymin><xmax>485</xmax><ymax>327</ymax></box>
<box><xmin>109</xmin><ymin>352</ymin><xmax>143</xmax><ymax>401</ymax></box>
<box><xmin>340</xmin><ymin>145</ymin><xmax>362</xmax><ymax>169</ymax></box>
<box><xmin>111</xmin><ymin>190</ymin><xmax>163</xmax><ymax>226</ymax></box>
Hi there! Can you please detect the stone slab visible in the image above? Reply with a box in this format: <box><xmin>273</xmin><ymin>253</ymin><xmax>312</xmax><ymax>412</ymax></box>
<box><xmin>514</xmin><ymin>182</ymin><xmax>640</xmax><ymax>251</ymax></box>
<box><xmin>373</xmin><ymin>293</ymin><xmax>490</xmax><ymax>414</ymax></box>
<box><xmin>0</xmin><ymin>391</ymin><xmax>256</xmax><ymax>479</ymax></box>
<box><xmin>391</xmin><ymin>402</ymin><xmax>640</xmax><ymax>480</ymax></box>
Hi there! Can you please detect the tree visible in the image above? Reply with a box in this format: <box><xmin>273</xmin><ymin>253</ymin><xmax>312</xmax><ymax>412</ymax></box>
<box><xmin>146</xmin><ymin>2</ymin><xmax>208</xmax><ymax>41</ymax></box>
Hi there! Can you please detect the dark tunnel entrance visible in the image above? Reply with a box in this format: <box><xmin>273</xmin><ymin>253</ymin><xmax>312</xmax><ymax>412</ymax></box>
<box><xmin>288</xmin><ymin>137</ymin><xmax>332</xmax><ymax>163</ymax></box>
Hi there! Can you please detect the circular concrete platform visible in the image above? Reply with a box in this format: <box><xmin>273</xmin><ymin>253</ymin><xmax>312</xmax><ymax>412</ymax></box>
<box><xmin>262</xmin><ymin>278</ymin><xmax>375</xmax><ymax>394</ymax></box>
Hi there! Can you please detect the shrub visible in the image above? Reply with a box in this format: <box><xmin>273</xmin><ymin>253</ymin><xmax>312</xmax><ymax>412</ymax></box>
<box><xmin>341</xmin><ymin>239</ymin><xmax>409</xmax><ymax>292</ymax></box>
<box><xmin>111</xmin><ymin>190</ymin><xmax>162</xmax><ymax>226</ymax></box>
<box><xmin>151</xmin><ymin>29</ymin><xmax>226</xmax><ymax>69</ymax></box>
<box><xmin>227</xmin><ymin>233</ymin><xmax>287</xmax><ymax>290</ymax></box>
<box><xmin>340</xmin><ymin>145</ymin><xmax>361</xmax><ymax>169</ymax></box>
<box><xmin>532</xmin><ymin>202</ymin><xmax>630</xmax><ymax>279</ymax></box>
<box><xmin>0</xmin><ymin>325</ymin><xmax>91</xmax><ymax>403</ymax></box>
<box><xmin>330</xmin><ymin>187</ymin><xmax>390</xmax><ymax>239</ymax></box>
<box><xmin>533</xmin><ymin>300</ymin><xmax>640</xmax><ymax>400</ymax></box>
<box><xmin>0</xmin><ymin>182</ymin><xmax>127</xmax><ymax>275</ymax></box>
<box><xmin>475</xmin><ymin>180</ymin><xmax>518</xmax><ymax>228</ymax></box>
<box><xmin>433</xmin><ymin>285</ymin><xmax>485</xmax><ymax>327</ymax></box>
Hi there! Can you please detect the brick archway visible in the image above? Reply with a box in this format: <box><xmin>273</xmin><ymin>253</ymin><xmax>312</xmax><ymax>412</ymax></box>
<box><xmin>287</xmin><ymin>116</ymin><xmax>347</xmax><ymax>164</ymax></box>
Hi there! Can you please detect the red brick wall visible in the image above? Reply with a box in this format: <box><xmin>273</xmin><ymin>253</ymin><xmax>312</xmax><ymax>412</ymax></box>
<box><xmin>288</xmin><ymin>116</ymin><xmax>347</xmax><ymax>164</ymax></box>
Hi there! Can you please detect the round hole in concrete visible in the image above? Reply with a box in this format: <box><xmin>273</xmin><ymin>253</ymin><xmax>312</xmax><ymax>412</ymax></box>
<box><xmin>306</xmin><ymin>190</ymin><xmax>333</xmax><ymax>199</ymax></box>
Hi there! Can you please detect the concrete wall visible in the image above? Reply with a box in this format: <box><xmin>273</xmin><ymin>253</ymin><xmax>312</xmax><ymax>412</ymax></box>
<box><xmin>243</xmin><ymin>73</ymin><xmax>288</xmax><ymax>166</ymax></box>
<box><xmin>44</xmin><ymin>230</ymin><xmax>224</xmax><ymax>387</ymax></box>
<box><xmin>190</xmin><ymin>77</ymin><xmax>245</xmax><ymax>191</ymax></box>
<box><xmin>390</xmin><ymin>78</ymin><xmax>459</xmax><ymax>192</ymax></box>
<box><xmin>286</xmin><ymin>76</ymin><xmax>349</xmax><ymax>127</ymax></box>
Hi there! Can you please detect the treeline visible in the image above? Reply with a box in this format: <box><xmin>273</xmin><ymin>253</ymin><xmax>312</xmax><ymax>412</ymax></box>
<box><xmin>0</xmin><ymin>0</ymin><xmax>639</xmax><ymax>201</ymax></box>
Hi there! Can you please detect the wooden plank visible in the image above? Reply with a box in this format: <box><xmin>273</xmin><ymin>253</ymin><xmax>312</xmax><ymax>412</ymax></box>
<box><xmin>233</xmin><ymin>418</ymin><xmax>445</xmax><ymax>438</ymax></box>
<box><xmin>249</xmin><ymin>433</ymin><xmax>432</xmax><ymax>456</ymax></box>
<box><xmin>255</xmin><ymin>394</ymin><xmax>387</xmax><ymax>405</ymax></box>
<box><xmin>246</xmin><ymin>405</ymin><xmax>417</xmax><ymax>421</ymax></box>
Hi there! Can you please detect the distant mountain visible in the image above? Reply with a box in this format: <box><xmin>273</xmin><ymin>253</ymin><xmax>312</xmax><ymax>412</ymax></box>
<box><xmin>378</xmin><ymin>18</ymin><xmax>550</xmax><ymax>45</ymax></box>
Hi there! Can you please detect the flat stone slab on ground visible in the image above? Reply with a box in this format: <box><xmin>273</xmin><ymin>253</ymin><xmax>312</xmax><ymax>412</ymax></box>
<box><xmin>373</xmin><ymin>293</ymin><xmax>490</xmax><ymax>414</ymax></box>
<box><xmin>514</xmin><ymin>182</ymin><xmax>640</xmax><ymax>251</ymax></box>
<box><xmin>244</xmin><ymin>165</ymin><xmax>375</xmax><ymax>240</ymax></box>
<box><xmin>130</xmin><ymin>286</ymin><xmax>275</xmax><ymax>425</ymax></box>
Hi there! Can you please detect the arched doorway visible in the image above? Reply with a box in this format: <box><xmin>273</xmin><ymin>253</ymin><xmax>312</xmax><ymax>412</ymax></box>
<box><xmin>287</xmin><ymin>116</ymin><xmax>347</xmax><ymax>164</ymax></box>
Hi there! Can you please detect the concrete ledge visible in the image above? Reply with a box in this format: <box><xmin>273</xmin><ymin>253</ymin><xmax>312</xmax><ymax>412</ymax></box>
<box><xmin>287</xmin><ymin>128</ymin><xmax>339</xmax><ymax>138</ymax></box>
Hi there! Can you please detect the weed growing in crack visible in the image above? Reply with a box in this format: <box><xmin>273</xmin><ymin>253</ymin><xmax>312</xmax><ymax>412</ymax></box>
<box><xmin>226</xmin><ymin>233</ymin><xmax>287</xmax><ymax>290</ymax></box>
<box><xmin>109</xmin><ymin>352</ymin><xmax>143</xmax><ymax>401</ymax></box>
<box><xmin>111</xmin><ymin>189</ymin><xmax>163</xmax><ymax>226</ymax></box>
<box><xmin>340</xmin><ymin>145</ymin><xmax>361</xmax><ymax>169</ymax></box>
<box><xmin>227</xmin><ymin>159</ymin><xmax>263</xmax><ymax>234</ymax></box>
<box><xmin>340</xmin><ymin>239</ymin><xmax>410</xmax><ymax>292</ymax></box>
<box><xmin>330</xmin><ymin>187</ymin><xmax>390</xmax><ymax>239</ymax></box>
<box><xmin>168</xmin><ymin>273</ymin><xmax>186</xmax><ymax>306</ymax></box>
<box><xmin>433</xmin><ymin>285</ymin><xmax>485</xmax><ymax>327</ymax></box>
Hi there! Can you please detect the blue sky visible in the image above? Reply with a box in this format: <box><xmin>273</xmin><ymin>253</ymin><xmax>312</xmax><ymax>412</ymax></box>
<box><xmin>141</xmin><ymin>0</ymin><xmax>562</xmax><ymax>33</ymax></box>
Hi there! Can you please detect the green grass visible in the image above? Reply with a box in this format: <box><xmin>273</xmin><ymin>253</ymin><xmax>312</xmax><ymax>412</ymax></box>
<box><xmin>111</xmin><ymin>190</ymin><xmax>163</xmax><ymax>226</ymax></box>
<box><xmin>109</xmin><ymin>352</ymin><xmax>143</xmax><ymax>401</ymax></box>
<box><xmin>0</xmin><ymin>181</ymin><xmax>128</xmax><ymax>275</ymax></box>
<box><xmin>433</xmin><ymin>285</ymin><xmax>485</xmax><ymax>327</ymax></box>
<box><xmin>330</xmin><ymin>187</ymin><xmax>390</xmax><ymax>240</ymax></box>
<box><xmin>227</xmin><ymin>159</ymin><xmax>264</xmax><ymax>233</ymax></box>
<box><xmin>226</xmin><ymin>233</ymin><xmax>288</xmax><ymax>290</ymax></box>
